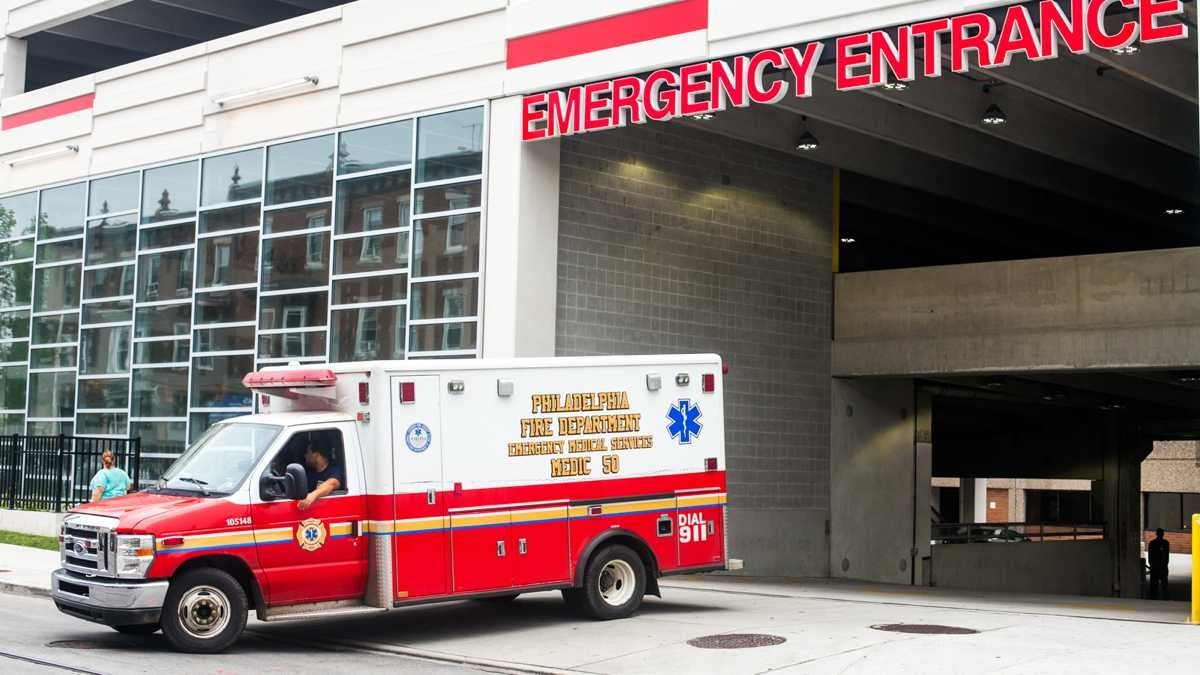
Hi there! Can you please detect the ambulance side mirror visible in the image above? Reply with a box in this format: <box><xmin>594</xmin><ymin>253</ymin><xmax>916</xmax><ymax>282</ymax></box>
<box><xmin>284</xmin><ymin>463</ymin><xmax>308</xmax><ymax>501</ymax></box>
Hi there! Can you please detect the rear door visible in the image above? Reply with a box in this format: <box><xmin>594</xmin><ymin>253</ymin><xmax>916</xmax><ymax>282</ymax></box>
<box><xmin>389</xmin><ymin>375</ymin><xmax>448</xmax><ymax>600</ymax></box>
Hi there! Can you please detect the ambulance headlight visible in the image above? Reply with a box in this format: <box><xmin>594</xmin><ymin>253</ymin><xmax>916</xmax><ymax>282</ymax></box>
<box><xmin>115</xmin><ymin>534</ymin><xmax>155</xmax><ymax>578</ymax></box>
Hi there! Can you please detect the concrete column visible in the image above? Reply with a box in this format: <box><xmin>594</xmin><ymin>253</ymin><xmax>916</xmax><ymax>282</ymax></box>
<box><xmin>959</xmin><ymin>478</ymin><xmax>987</xmax><ymax>523</ymax></box>
<box><xmin>481</xmin><ymin>95</ymin><xmax>561</xmax><ymax>358</ymax></box>
<box><xmin>1099</xmin><ymin>416</ymin><xmax>1148</xmax><ymax>598</ymax></box>
<box><xmin>0</xmin><ymin>37</ymin><xmax>27</xmax><ymax>99</ymax></box>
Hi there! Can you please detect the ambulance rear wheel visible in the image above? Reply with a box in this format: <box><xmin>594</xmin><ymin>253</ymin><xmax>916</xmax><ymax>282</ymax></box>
<box><xmin>577</xmin><ymin>544</ymin><xmax>646</xmax><ymax>620</ymax></box>
<box><xmin>161</xmin><ymin>568</ymin><xmax>248</xmax><ymax>654</ymax></box>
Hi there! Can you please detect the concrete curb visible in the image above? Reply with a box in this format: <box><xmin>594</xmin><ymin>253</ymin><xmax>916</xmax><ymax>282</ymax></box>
<box><xmin>0</xmin><ymin>581</ymin><xmax>50</xmax><ymax>599</ymax></box>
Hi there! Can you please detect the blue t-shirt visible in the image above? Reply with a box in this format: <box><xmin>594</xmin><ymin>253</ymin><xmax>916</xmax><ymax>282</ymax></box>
<box><xmin>89</xmin><ymin>467</ymin><xmax>131</xmax><ymax>499</ymax></box>
<box><xmin>307</xmin><ymin>463</ymin><xmax>346</xmax><ymax>493</ymax></box>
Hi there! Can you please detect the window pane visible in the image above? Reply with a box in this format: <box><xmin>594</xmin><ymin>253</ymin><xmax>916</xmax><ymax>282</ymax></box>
<box><xmin>137</xmin><ymin>250</ymin><xmax>193</xmax><ymax>302</ymax></box>
<box><xmin>412</xmin><ymin>213</ymin><xmax>479</xmax><ymax>277</ymax></box>
<box><xmin>78</xmin><ymin>412</ymin><xmax>127</xmax><ymax>435</ymax></box>
<box><xmin>0</xmin><ymin>262</ymin><xmax>33</xmax><ymax>308</ymax></box>
<box><xmin>191</xmin><ymin>354</ymin><xmax>254</xmax><ymax>407</ymax></box>
<box><xmin>416</xmin><ymin>107</ymin><xmax>483</xmax><ymax>182</ymax></box>
<box><xmin>28</xmin><ymin>421</ymin><xmax>72</xmax><ymax>436</ymax></box>
<box><xmin>1146</xmin><ymin>493</ymin><xmax>1183</xmax><ymax>532</ymax></box>
<box><xmin>0</xmin><ymin>413</ymin><xmax>23</xmax><ymax>434</ymax></box>
<box><xmin>189</xmin><ymin>412</ymin><xmax>242</xmax><ymax>442</ymax></box>
<box><xmin>139</xmin><ymin>221</ymin><xmax>195</xmax><ymax>250</ymax></box>
<box><xmin>28</xmin><ymin>371</ymin><xmax>74</xmax><ymax>418</ymax></box>
<box><xmin>85</xmin><ymin>217</ymin><xmax>137</xmax><ymax>265</ymax></box>
<box><xmin>334</xmin><ymin>232</ymin><xmax>408</xmax><ymax>275</ymax></box>
<box><xmin>199</xmin><ymin>203</ymin><xmax>260</xmax><ymax>234</ymax></box>
<box><xmin>333</xmin><ymin>275</ymin><xmax>407</xmax><ymax>305</ymax></box>
<box><xmin>131</xmin><ymin>420</ymin><xmax>187</xmax><ymax>455</ymax></box>
<box><xmin>82</xmin><ymin>299</ymin><xmax>133</xmax><ymax>325</ymax></box>
<box><xmin>410</xmin><ymin>277</ymin><xmax>478</xmax><ymax>320</ymax></box>
<box><xmin>30</xmin><ymin>346</ymin><xmax>76</xmax><ymax>368</ymax></box>
<box><xmin>409</xmin><ymin>321</ymin><xmax>477</xmax><ymax>352</ymax></box>
<box><xmin>262</xmin><ymin>232</ymin><xmax>329</xmax><ymax>291</ymax></box>
<box><xmin>192</xmin><ymin>326</ymin><xmax>255</xmax><ymax>353</ymax></box>
<box><xmin>331</xmin><ymin>305</ymin><xmax>405</xmax><ymax>362</ymax></box>
<box><xmin>34</xmin><ymin>265</ymin><xmax>81</xmax><ymax>312</ymax></box>
<box><xmin>0</xmin><ymin>341</ymin><xmax>27</xmax><ymax>362</ymax></box>
<box><xmin>413</xmin><ymin>181</ymin><xmax>481</xmax><ymax>215</ymax></box>
<box><xmin>83</xmin><ymin>265</ymin><xmax>134</xmax><ymax>300</ymax></box>
<box><xmin>89</xmin><ymin>172</ymin><xmax>139</xmax><ymax>217</ymax></box>
<box><xmin>335</xmin><ymin>171</ymin><xmax>411</xmax><ymax>234</ymax></box>
<box><xmin>39</xmin><ymin>183</ymin><xmax>86</xmax><ymax>239</ymax></box>
<box><xmin>194</xmin><ymin>289</ymin><xmax>256</xmax><ymax>324</ymax></box>
<box><xmin>201</xmin><ymin>149</ymin><xmax>263</xmax><ymax>205</ymax></box>
<box><xmin>80</xmin><ymin>326</ymin><xmax>131</xmax><ymax>374</ymax></box>
<box><xmin>197</xmin><ymin>231</ymin><xmax>258</xmax><ymax>288</ymax></box>
<box><xmin>134</xmin><ymin>339</ymin><xmax>189</xmax><ymax>365</ymax></box>
<box><xmin>132</xmin><ymin>367</ymin><xmax>188</xmax><ymax>418</ymax></box>
<box><xmin>36</xmin><ymin>239</ymin><xmax>82</xmax><ymax>264</ymax></box>
<box><xmin>266</xmin><ymin>135</ymin><xmax>334</xmax><ymax>205</ymax></box>
<box><xmin>0</xmin><ymin>310</ymin><xmax>30</xmax><ymax>340</ymax></box>
<box><xmin>78</xmin><ymin>378</ymin><xmax>129</xmax><ymax>409</ymax></box>
<box><xmin>260</xmin><ymin>293</ymin><xmax>326</xmax><ymax>331</ymax></box>
<box><xmin>338</xmin><ymin>120</ymin><xmax>413</xmax><ymax>174</ymax></box>
<box><xmin>32</xmin><ymin>314</ymin><xmax>76</xmax><ymax>345</ymax></box>
<box><xmin>264</xmin><ymin>203</ymin><xmax>330</xmax><ymax>234</ymax></box>
<box><xmin>259</xmin><ymin>331</ymin><xmax>325</xmax><ymax>359</ymax></box>
<box><xmin>0</xmin><ymin>366</ymin><xmax>26</xmax><ymax>409</ymax></box>
<box><xmin>0</xmin><ymin>192</ymin><xmax>38</xmax><ymax>238</ymax></box>
<box><xmin>1182</xmin><ymin>494</ymin><xmax>1200</xmax><ymax>532</ymax></box>
<box><xmin>135</xmin><ymin>303</ymin><xmax>191</xmax><ymax>338</ymax></box>
<box><xmin>142</xmin><ymin>160</ymin><xmax>198</xmax><ymax>223</ymax></box>
<box><xmin>0</xmin><ymin>240</ymin><xmax>34</xmax><ymax>263</ymax></box>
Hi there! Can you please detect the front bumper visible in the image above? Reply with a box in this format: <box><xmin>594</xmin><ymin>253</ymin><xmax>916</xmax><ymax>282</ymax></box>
<box><xmin>51</xmin><ymin>569</ymin><xmax>168</xmax><ymax>626</ymax></box>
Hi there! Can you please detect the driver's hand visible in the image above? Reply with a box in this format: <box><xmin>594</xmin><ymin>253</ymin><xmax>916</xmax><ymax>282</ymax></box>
<box><xmin>298</xmin><ymin>494</ymin><xmax>314</xmax><ymax>510</ymax></box>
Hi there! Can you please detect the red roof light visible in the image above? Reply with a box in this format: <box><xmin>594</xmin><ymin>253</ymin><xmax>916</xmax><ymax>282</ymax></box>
<box><xmin>243</xmin><ymin>368</ymin><xmax>337</xmax><ymax>390</ymax></box>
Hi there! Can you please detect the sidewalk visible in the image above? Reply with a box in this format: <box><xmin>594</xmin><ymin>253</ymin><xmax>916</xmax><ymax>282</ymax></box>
<box><xmin>0</xmin><ymin>542</ymin><xmax>56</xmax><ymax>597</ymax></box>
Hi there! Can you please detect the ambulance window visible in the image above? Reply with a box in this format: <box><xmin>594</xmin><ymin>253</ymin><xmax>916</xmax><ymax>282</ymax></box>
<box><xmin>269</xmin><ymin>429</ymin><xmax>348</xmax><ymax>495</ymax></box>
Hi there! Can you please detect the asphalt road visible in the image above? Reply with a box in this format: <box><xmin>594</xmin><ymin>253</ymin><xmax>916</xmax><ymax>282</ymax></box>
<box><xmin>0</xmin><ymin>593</ymin><xmax>485</xmax><ymax>675</ymax></box>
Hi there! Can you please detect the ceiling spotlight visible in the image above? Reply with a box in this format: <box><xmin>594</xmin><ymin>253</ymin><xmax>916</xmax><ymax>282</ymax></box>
<box><xmin>883</xmin><ymin>81</ymin><xmax>909</xmax><ymax>92</ymax></box>
<box><xmin>1177</xmin><ymin>376</ymin><xmax>1200</xmax><ymax>384</ymax></box>
<box><xmin>1165</xmin><ymin>208</ymin><xmax>1185</xmax><ymax>216</ymax></box>
<box><xmin>796</xmin><ymin>131</ymin><xmax>820</xmax><ymax>152</ymax></box>
<box><xmin>1112</xmin><ymin>44</ymin><xmax>1140</xmax><ymax>55</ymax></box>
<box><xmin>980</xmin><ymin>104</ymin><xmax>1008</xmax><ymax>126</ymax></box>
<box><xmin>690</xmin><ymin>112</ymin><xmax>715</xmax><ymax>121</ymax></box>
<box><xmin>840</xmin><ymin>237</ymin><xmax>856</xmax><ymax>244</ymax></box>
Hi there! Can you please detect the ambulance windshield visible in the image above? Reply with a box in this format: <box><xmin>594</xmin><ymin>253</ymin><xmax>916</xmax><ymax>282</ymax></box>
<box><xmin>158</xmin><ymin>423</ymin><xmax>282</xmax><ymax>496</ymax></box>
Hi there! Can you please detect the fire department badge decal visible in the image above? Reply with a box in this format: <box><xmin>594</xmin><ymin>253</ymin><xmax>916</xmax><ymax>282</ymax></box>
<box><xmin>406</xmin><ymin>423</ymin><xmax>432</xmax><ymax>453</ymax></box>
<box><xmin>296</xmin><ymin>518</ymin><xmax>327</xmax><ymax>552</ymax></box>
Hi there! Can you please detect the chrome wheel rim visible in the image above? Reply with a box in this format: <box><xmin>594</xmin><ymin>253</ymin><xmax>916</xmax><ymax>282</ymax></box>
<box><xmin>598</xmin><ymin>559</ymin><xmax>636</xmax><ymax>607</ymax></box>
<box><xmin>177</xmin><ymin>585</ymin><xmax>231</xmax><ymax>640</ymax></box>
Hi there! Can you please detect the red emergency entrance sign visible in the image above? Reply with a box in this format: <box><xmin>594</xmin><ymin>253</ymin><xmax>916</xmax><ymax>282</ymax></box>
<box><xmin>521</xmin><ymin>0</ymin><xmax>1190</xmax><ymax>141</ymax></box>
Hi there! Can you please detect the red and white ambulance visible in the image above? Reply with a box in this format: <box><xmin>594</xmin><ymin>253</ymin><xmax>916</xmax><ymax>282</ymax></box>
<box><xmin>50</xmin><ymin>355</ymin><xmax>737</xmax><ymax>652</ymax></box>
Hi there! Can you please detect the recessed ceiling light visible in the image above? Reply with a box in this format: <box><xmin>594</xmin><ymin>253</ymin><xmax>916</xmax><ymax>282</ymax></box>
<box><xmin>883</xmin><ymin>81</ymin><xmax>909</xmax><ymax>91</ymax></box>
<box><xmin>980</xmin><ymin>104</ymin><xmax>1008</xmax><ymax>126</ymax></box>
<box><xmin>1165</xmin><ymin>208</ymin><xmax>1185</xmax><ymax>216</ymax></box>
<box><xmin>1112</xmin><ymin>44</ymin><xmax>1139</xmax><ymax>55</ymax></box>
<box><xmin>690</xmin><ymin>113</ymin><xmax>715</xmax><ymax>121</ymax></box>
<box><xmin>840</xmin><ymin>237</ymin><xmax>856</xmax><ymax>244</ymax></box>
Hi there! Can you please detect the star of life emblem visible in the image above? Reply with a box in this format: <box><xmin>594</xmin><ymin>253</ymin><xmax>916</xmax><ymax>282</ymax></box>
<box><xmin>667</xmin><ymin>399</ymin><xmax>703</xmax><ymax>445</ymax></box>
<box><xmin>296</xmin><ymin>518</ymin><xmax>327</xmax><ymax>552</ymax></box>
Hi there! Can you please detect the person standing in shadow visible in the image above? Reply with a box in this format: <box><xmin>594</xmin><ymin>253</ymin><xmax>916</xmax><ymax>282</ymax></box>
<box><xmin>1148</xmin><ymin>528</ymin><xmax>1170</xmax><ymax>600</ymax></box>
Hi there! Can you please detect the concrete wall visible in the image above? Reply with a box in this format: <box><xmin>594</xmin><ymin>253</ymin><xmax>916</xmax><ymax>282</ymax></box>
<box><xmin>831</xmin><ymin>378</ymin><xmax>919</xmax><ymax>585</ymax></box>
<box><xmin>834</xmin><ymin>247</ymin><xmax>1200</xmax><ymax>377</ymax></box>
<box><xmin>555</xmin><ymin>122</ymin><xmax>833</xmax><ymax>577</ymax></box>
<box><xmin>1142</xmin><ymin>441</ymin><xmax>1200</xmax><ymax>492</ymax></box>
<box><xmin>932</xmin><ymin>540</ymin><xmax>1111</xmax><ymax>596</ymax></box>
<box><xmin>0</xmin><ymin>508</ymin><xmax>61</xmax><ymax>537</ymax></box>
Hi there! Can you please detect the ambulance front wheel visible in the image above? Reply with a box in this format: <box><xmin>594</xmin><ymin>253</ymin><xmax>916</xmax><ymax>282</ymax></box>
<box><xmin>160</xmin><ymin>568</ymin><xmax>248</xmax><ymax>654</ymax></box>
<box><xmin>571</xmin><ymin>544</ymin><xmax>646</xmax><ymax>620</ymax></box>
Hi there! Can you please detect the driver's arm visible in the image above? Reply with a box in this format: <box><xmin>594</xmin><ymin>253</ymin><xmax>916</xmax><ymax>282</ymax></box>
<box><xmin>298</xmin><ymin>476</ymin><xmax>341</xmax><ymax>510</ymax></box>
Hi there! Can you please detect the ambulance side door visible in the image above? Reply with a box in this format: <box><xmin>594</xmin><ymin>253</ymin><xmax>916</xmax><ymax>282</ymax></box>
<box><xmin>390</xmin><ymin>375</ymin><xmax>448</xmax><ymax>600</ymax></box>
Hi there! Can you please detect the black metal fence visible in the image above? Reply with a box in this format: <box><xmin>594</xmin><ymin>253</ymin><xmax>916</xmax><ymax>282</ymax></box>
<box><xmin>0</xmin><ymin>435</ymin><xmax>141</xmax><ymax>512</ymax></box>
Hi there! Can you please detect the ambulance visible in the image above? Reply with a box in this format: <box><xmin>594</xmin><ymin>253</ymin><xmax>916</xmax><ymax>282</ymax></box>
<box><xmin>50</xmin><ymin>355</ymin><xmax>737</xmax><ymax>653</ymax></box>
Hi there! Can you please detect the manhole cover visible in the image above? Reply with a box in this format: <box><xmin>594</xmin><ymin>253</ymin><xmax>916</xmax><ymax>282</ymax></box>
<box><xmin>687</xmin><ymin>634</ymin><xmax>787</xmax><ymax>649</ymax></box>
<box><xmin>870</xmin><ymin>624</ymin><xmax>978</xmax><ymax>635</ymax></box>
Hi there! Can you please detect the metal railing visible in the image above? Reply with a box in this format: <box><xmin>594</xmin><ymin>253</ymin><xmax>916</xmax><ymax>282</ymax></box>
<box><xmin>932</xmin><ymin>521</ymin><xmax>1106</xmax><ymax>545</ymax></box>
<box><xmin>0</xmin><ymin>435</ymin><xmax>141</xmax><ymax>512</ymax></box>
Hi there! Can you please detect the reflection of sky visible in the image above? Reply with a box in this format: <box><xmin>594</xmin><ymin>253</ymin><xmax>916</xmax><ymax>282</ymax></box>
<box><xmin>202</xmin><ymin>149</ymin><xmax>264</xmax><ymax>206</ymax></box>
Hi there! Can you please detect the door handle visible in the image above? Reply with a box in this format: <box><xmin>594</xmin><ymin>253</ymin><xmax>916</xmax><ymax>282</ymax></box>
<box><xmin>496</xmin><ymin>540</ymin><xmax>506</xmax><ymax>557</ymax></box>
<box><xmin>518</xmin><ymin>538</ymin><xmax>527</xmax><ymax>555</ymax></box>
<box><xmin>426</xmin><ymin>489</ymin><xmax>436</xmax><ymax>506</ymax></box>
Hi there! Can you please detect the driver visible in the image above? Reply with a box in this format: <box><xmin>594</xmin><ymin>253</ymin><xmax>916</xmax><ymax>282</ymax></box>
<box><xmin>298</xmin><ymin>443</ymin><xmax>345</xmax><ymax>510</ymax></box>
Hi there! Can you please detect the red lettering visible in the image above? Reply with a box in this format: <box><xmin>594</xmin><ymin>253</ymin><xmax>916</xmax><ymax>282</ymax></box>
<box><xmin>521</xmin><ymin>93</ymin><xmax>548</xmax><ymax>141</ymax></box>
<box><xmin>911</xmin><ymin>18</ymin><xmax>951</xmax><ymax>78</ymax></box>
<box><xmin>582</xmin><ymin>81</ymin><xmax>612</xmax><ymax>132</ymax></box>
<box><xmin>781</xmin><ymin>43</ymin><xmax>824</xmax><ymax>97</ymax></box>
<box><xmin>547</xmin><ymin>87</ymin><xmax>583</xmax><ymax>137</ymax></box>
<box><xmin>1141</xmin><ymin>0</ymin><xmax>1188</xmax><ymax>43</ymax></box>
<box><xmin>1038</xmin><ymin>0</ymin><xmax>1087</xmax><ymax>58</ymax></box>
<box><xmin>1087</xmin><ymin>0</ymin><xmax>1138</xmax><ymax>51</ymax></box>
<box><xmin>711</xmin><ymin>57</ymin><xmax>748</xmax><ymax>110</ymax></box>
<box><xmin>835</xmin><ymin>34</ymin><xmax>872</xmax><ymax>90</ymax></box>
<box><xmin>870</xmin><ymin>28</ymin><xmax>913</xmax><ymax>85</ymax></box>
<box><xmin>992</xmin><ymin>5</ymin><xmax>1042</xmax><ymax>66</ymax></box>
<box><xmin>610</xmin><ymin>76</ymin><xmax>644</xmax><ymax>126</ymax></box>
<box><xmin>747</xmin><ymin>50</ymin><xmax>787</xmax><ymax>103</ymax></box>
<box><xmin>643</xmin><ymin>69</ymin><xmax>679</xmax><ymax>122</ymax></box>
<box><xmin>950</xmin><ymin>13</ymin><xmax>997</xmax><ymax>72</ymax></box>
<box><xmin>678</xmin><ymin>62</ymin><xmax>712</xmax><ymax>116</ymax></box>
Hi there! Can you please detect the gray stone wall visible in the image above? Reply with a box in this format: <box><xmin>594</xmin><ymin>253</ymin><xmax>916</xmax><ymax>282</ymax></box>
<box><xmin>555</xmin><ymin>123</ymin><xmax>833</xmax><ymax>576</ymax></box>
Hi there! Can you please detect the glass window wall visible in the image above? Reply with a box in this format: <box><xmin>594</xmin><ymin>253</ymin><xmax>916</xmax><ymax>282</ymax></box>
<box><xmin>142</xmin><ymin>161</ymin><xmax>198</xmax><ymax>223</ymax></box>
<box><xmin>38</xmin><ymin>183</ymin><xmax>85</xmax><ymax>239</ymax></box>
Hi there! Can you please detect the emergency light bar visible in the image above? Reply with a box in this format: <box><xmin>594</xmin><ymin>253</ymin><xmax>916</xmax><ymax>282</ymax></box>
<box><xmin>243</xmin><ymin>368</ymin><xmax>338</xmax><ymax>400</ymax></box>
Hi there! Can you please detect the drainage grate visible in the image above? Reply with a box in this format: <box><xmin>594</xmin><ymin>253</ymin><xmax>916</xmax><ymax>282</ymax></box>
<box><xmin>870</xmin><ymin>624</ymin><xmax>979</xmax><ymax>635</ymax></box>
<box><xmin>688</xmin><ymin>634</ymin><xmax>787</xmax><ymax>649</ymax></box>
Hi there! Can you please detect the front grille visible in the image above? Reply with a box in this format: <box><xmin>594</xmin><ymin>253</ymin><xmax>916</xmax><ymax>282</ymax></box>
<box><xmin>61</xmin><ymin>519</ymin><xmax>115</xmax><ymax>578</ymax></box>
<box><xmin>58</xmin><ymin>580</ymin><xmax>89</xmax><ymax>597</ymax></box>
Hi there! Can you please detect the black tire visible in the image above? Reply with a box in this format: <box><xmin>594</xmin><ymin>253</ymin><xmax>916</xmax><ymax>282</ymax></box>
<box><xmin>160</xmin><ymin>568</ymin><xmax>248</xmax><ymax>654</ymax></box>
<box><xmin>113</xmin><ymin>623</ymin><xmax>160</xmax><ymax>635</ymax></box>
<box><xmin>575</xmin><ymin>544</ymin><xmax>646</xmax><ymax>620</ymax></box>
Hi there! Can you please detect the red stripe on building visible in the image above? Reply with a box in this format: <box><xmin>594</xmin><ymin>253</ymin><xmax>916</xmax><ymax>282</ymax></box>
<box><xmin>506</xmin><ymin>0</ymin><xmax>708</xmax><ymax>69</ymax></box>
<box><xmin>1</xmin><ymin>93</ymin><xmax>95</xmax><ymax>131</ymax></box>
